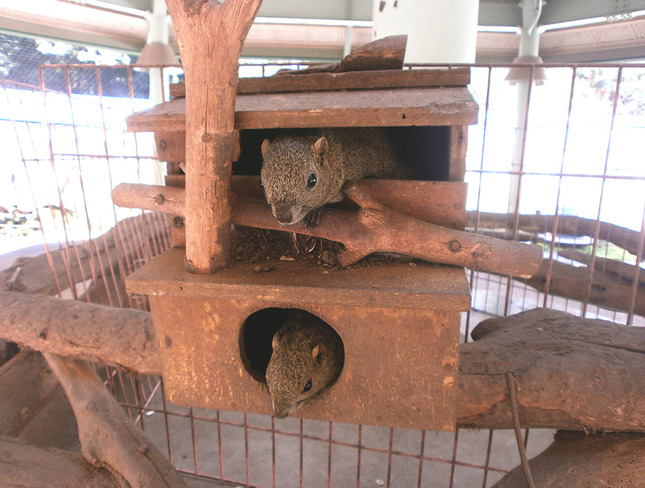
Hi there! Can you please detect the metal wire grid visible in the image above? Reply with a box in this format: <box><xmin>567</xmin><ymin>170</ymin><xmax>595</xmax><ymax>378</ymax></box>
<box><xmin>2</xmin><ymin>61</ymin><xmax>644</xmax><ymax>487</ymax></box>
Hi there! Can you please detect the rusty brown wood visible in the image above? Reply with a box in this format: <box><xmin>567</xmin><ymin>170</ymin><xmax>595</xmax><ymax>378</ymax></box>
<box><xmin>111</xmin><ymin>181</ymin><xmax>541</xmax><ymax>277</ymax></box>
<box><xmin>169</xmin><ymin>67</ymin><xmax>472</xmax><ymax>98</ymax></box>
<box><xmin>44</xmin><ymin>353</ymin><xmax>187</xmax><ymax>487</ymax></box>
<box><xmin>493</xmin><ymin>431</ymin><xmax>645</xmax><ymax>488</ymax></box>
<box><xmin>0</xmin><ymin>351</ymin><xmax>60</xmax><ymax>437</ymax></box>
<box><xmin>0</xmin><ymin>435</ymin><xmax>118</xmax><ymax>488</ymax></box>
<box><xmin>164</xmin><ymin>0</ymin><xmax>263</xmax><ymax>273</ymax></box>
<box><xmin>149</xmin><ymin>175</ymin><xmax>467</xmax><ymax>229</ymax></box>
<box><xmin>448</xmin><ymin>126</ymin><xmax>468</xmax><ymax>182</ymax></box>
<box><xmin>1</xmin><ymin>291</ymin><xmax>643</xmax><ymax>432</ymax></box>
<box><xmin>126</xmin><ymin>86</ymin><xmax>479</xmax><ymax>133</ymax></box>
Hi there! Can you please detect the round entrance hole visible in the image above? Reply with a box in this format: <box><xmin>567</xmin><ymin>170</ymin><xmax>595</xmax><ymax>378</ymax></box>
<box><xmin>239</xmin><ymin>308</ymin><xmax>344</xmax><ymax>385</ymax></box>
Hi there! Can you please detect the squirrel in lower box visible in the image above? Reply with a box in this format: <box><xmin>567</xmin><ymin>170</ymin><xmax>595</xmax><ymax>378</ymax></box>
<box><xmin>265</xmin><ymin>310</ymin><xmax>344</xmax><ymax>419</ymax></box>
<box><xmin>260</xmin><ymin>127</ymin><xmax>411</xmax><ymax>227</ymax></box>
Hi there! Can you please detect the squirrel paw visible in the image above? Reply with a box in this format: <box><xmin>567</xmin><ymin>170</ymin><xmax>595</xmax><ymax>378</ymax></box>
<box><xmin>303</xmin><ymin>208</ymin><xmax>322</xmax><ymax>228</ymax></box>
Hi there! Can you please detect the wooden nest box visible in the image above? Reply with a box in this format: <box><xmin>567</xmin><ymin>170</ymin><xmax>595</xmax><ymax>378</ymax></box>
<box><xmin>123</xmin><ymin>67</ymin><xmax>479</xmax><ymax>431</ymax></box>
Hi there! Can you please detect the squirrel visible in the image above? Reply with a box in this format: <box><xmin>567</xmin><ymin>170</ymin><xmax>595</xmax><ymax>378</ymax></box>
<box><xmin>260</xmin><ymin>128</ymin><xmax>411</xmax><ymax>227</ymax></box>
<box><xmin>265</xmin><ymin>310</ymin><xmax>344</xmax><ymax>419</ymax></box>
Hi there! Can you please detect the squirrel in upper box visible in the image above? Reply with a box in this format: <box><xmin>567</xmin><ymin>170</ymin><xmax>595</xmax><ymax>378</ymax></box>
<box><xmin>265</xmin><ymin>310</ymin><xmax>344</xmax><ymax>419</ymax></box>
<box><xmin>260</xmin><ymin>127</ymin><xmax>411</xmax><ymax>227</ymax></box>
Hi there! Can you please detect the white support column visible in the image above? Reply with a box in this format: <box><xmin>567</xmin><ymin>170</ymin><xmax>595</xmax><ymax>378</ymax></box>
<box><xmin>372</xmin><ymin>0</ymin><xmax>480</xmax><ymax>64</ymax></box>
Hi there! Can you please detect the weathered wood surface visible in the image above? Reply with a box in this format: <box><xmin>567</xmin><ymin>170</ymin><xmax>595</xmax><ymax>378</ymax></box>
<box><xmin>43</xmin><ymin>353</ymin><xmax>186</xmax><ymax>488</ymax></box>
<box><xmin>0</xmin><ymin>351</ymin><xmax>60</xmax><ymax>436</ymax></box>
<box><xmin>469</xmin><ymin>211</ymin><xmax>645</xmax><ymax>258</ymax></box>
<box><xmin>125</xmin><ymin>175</ymin><xmax>468</xmax><ymax>229</ymax></box>
<box><xmin>0</xmin><ymin>290</ymin><xmax>160</xmax><ymax>375</ymax></box>
<box><xmin>493</xmin><ymin>431</ymin><xmax>645</xmax><ymax>488</ymax></box>
<box><xmin>460</xmin><ymin>308</ymin><xmax>645</xmax><ymax>432</ymax></box>
<box><xmin>111</xmin><ymin>182</ymin><xmax>541</xmax><ymax>277</ymax></box>
<box><xmin>522</xmin><ymin>260</ymin><xmax>645</xmax><ymax>317</ymax></box>
<box><xmin>170</xmin><ymin>66</ymin><xmax>472</xmax><ymax>98</ymax></box>
<box><xmin>1</xmin><ymin>292</ymin><xmax>642</xmax><ymax>432</ymax></box>
<box><xmin>164</xmin><ymin>0</ymin><xmax>262</xmax><ymax>273</ymax></box>
<box><xmin>126</xmin><ymin>86</ymin><xmax>479</xmax><ymax>133</ymax></box>
<box><xmin>338</xmin><ymin>34</ymin><xmax>407</xmax><ymax>72</ymax></box>
<box><xmin>0</xmin><ymin>435</ymin><xmax>118</xmax><ymax>488</ymax></box>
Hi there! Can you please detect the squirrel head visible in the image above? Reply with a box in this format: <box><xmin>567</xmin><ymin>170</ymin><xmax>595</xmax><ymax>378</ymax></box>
<box><xmin>260</xmin><ymin>135</ymin><xmax>341</xmax><ymax>225</ymax></box>
<box><xmin>265</xmin><ymin>315</ymin><xmax>343</xmax><ymax>419</ymax></box>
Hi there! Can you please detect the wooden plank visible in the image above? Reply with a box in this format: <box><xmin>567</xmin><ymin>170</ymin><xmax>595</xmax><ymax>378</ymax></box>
<box><xmin>169</xmin><ymin>67</ymin><xmax>472</xmax><ymax>98</ymax></box>
<box><xmin>149</xmin><ymin>294</ymin><xmax>461</xmax><ymax>430</ymax></box>
<box><xmin>126</xmin><ymin>247</ymin><xmax>471</xmax><ymax>312</ymax></box>
<box><xmin>0</xmin><ymin>435</ymin><xmax>118</xmax><ymax>488</ymax></box>
<box><xmin>127</xmin><ymin>86</ymin><xmax>479</xmax><ymax>133</ymax></box>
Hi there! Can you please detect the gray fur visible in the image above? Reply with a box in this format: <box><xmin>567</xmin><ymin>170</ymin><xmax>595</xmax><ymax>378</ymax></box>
<box><xmin>260</xmin><ymin>128</ymin><xmax>410</xmax><ymax>225</ymax></box>
<box><xmin>265</xmin><ymin>311</ymin><xmax>344</xmax><ymax>419</ymax></box>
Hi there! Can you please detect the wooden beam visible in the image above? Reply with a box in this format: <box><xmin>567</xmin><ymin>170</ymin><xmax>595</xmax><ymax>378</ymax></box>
<box><xmin>164</xmin><ymin>0</ymin><xmax>262</xmax><ymax>273</ymax></box>
<box><xmin>168</xmin><ymin>67</ymin><xmax>473</xmax><ymax>98</ymax></box>
<box><xmin>1</xmin><ymin>292</ymin><xmax>643</xmax><ymax>432</ymax></box>
<box><xmin>0</xmin><ymin>290</ymin><xmax>160</xmax><ymax>375</ymax></box>
<box><xmin>127</xmin><ymin>86</ymin><xmax>479</xmax><ymax>133</ymax></box>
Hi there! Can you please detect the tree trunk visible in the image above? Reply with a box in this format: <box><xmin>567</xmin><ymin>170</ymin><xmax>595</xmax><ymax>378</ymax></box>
<box><xmin>164</xmin><ymin>0</ymin><xmax>262</xmax><ymax>273</ymax></box>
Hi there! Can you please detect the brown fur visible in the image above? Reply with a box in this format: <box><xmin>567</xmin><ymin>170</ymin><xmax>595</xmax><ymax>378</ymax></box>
<box><xmin>265</xmin><ymin>310</ymin><xmax>344</xmax><ymax>419</ymax></box>
<box><xmin>260</xmin><ymin>128</ymin><xmax>410</xmax><ymax>225</ymax></box>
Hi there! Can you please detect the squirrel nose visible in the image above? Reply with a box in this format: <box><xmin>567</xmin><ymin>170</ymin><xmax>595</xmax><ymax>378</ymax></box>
<box><xmin>273</xmin><ymin>206</ymin><xmax>293</xmax><ymax>225</ymax></box>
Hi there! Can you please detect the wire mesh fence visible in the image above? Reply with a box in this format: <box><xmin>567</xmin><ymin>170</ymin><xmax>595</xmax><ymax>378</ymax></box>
<box><xmin>1</xmin><ymin>58</ymin><xmax>644</xmax><ymax>488</ymax></box>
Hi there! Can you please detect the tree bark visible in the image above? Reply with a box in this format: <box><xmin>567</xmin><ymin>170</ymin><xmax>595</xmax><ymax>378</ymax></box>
<box><xmin>1</xmin><ymin>291</ymin><xmax>642</xmax><ymax>432</ymax></box>
<box><xmin>0</xmin><ymin>435</ymin><xmax>118</xmax><ymax>488</ymax></box>
<box><xmin>111</xmin><ymin>182</ymin><xmax>543</xmax><ymax>278</ymax></box>
<box><xmin>164</xmin><ymin>0</ymin><xmax>262</xmax><ymax>273</ymax></box>
<box><xmin>469</xmin><ymin>211</ymin><xmax>645</xmax><ymax>259</ymax></box>
<box><xmin>0</xmin><ymin>290</ymin><xmax>160</xmax><ymax>375</ymax></box>
<box><xmin>493</xmin><ymin>431</ymin><xmax>645</xmax><ymax>488</ymax></box>
<box><xmin>43</xmin><ymin>353</ymin><xmax>186</xmax><ymax>488</ymax></box>
<box><xmin>459</xmin><ymin>308</ymin><xmax>645</xmax><ymax>432</ymax></box>
<box><xmin>0</xmin><ymin>351</ymin><xmax>60</xmax><ymax>436</ymax></box>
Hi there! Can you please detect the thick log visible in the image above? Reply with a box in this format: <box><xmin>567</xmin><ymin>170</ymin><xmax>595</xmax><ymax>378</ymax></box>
<box><xmin>521</xmin><ymin>260</ymin><xmax>645</xmax><ymax>317</ymax></box>
<box><xmin>0</xmin><ymin>351</ymin><xmax>60</xmax><ymax>436</ymax></box>
<box><xmin>0</xmin><ymin>435</ymin><xmax>118</xmax><ymax>488</ymax></box>
<box><xmin>43</xmin><ymin>353</ymin><xmax>186</xmax><ymax>488</ymax></box>
<box><xmin>165</xmin><ymin>0</ymin><xmax>262</xmax><ymax>273</ymax></box>
<box><xmin>470</xmin><ymin>211</ymin><xmax>645</xmax><ymax>258</ymax></box>
<box><xmin>460</xmin><ymin>308</ymin><xmax>645</xmax><ymax>432</ymax></box>
<box><xmin>1</xmin><ymin>292</ymin><xmax>643</xmax><ymax>432</ymax></box>
<box><xmin>493</xmin><ymin>431</ymin><xmax>645</xmax><ymax>488</ymax></box>
<box><xmin>111</xmin><ymin>182</ymin><xmax>542</xmax><ymax>278</ymax></box>
<box><xmin>0</xmin><ymin>290</ymin><xmax>160</xmax><ymax>375</ymax></box>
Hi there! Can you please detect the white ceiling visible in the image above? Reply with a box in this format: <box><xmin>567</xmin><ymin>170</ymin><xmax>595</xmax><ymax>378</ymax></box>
<box><xmin>1</xmin><ymin>0</ymin><xmax>645</xmax><ymax>62</ymax></box>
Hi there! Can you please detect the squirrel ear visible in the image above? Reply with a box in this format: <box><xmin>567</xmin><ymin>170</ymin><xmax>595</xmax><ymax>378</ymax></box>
<box><xmin>312</xmin><ymin>344</ymin><xmax>327</xmax><ymax>364</ymax></box>
<box><xmin>313</xmin><ymin>137</ymin><xmax>328</xmax><ymax>157</ymax></box>
<box><xmin>261</xmin><ymin>139</ymin><xmax>271</xmax><ymax>158</ymax></box>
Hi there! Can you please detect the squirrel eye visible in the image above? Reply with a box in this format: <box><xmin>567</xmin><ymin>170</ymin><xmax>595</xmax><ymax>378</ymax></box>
<box><xmin>307</xmin><ymin>173</ymin><xmax>317</xmax><ymax>189</ymax></box>
<box><xmin>303</xmin><ymin>380</ymin><xmax>313</xmax><ymax>393</ymax></box>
